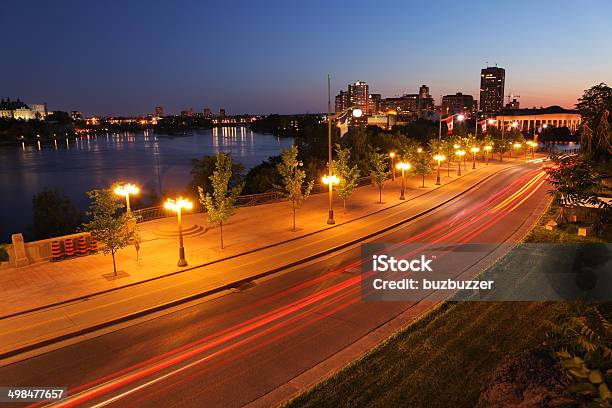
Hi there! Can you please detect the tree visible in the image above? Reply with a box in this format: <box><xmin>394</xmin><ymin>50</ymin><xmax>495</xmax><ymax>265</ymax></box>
<box><xmin>190</xmin><ymin>155</ymin><xmax>243</xmax><ymax>198</ymax></box>
<box><xmin>370</xmin><ymin>150</ymin><xmax>389</xmax><ymax>203</ymax></box>
<box><xmin>199</xmin><ymin>153</ymin><xmax>242</xmax><ymax>249</ymax></box>
<box><xmin>409</xmin><ymin>148</ymin><xmax>433</xmax><ymax>187</ymax></box>
<box><xmin>593</xmin><ymin>109</ymin><xmax>612</xmax><ymax>160</ymax></box>
<box><xmin>576</xmin><ymin>83</ymin><xmax>612</xmax><ymax>127</ymax></box>
<box><xmin>333</xmin><ymin>144</ymin><xmax>360</xmax><ymax>212</ymax></box>
<box><xmin>82</xmin><ymin>189</ymin><xmax>134</xmax><ymax>277</ymax></box>
<box><xmin>276</xmin><ymin>145</ymin><xmax>314</xmax><ymax>231</ymax></box>
<box><xmin>29</xmin><ymin>189</ymin><xmax>82</xmax><ymax>240</ymax></box>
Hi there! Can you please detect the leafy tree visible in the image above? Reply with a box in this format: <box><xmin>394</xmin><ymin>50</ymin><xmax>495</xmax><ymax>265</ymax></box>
<box><xmin>29</xmin><ymin>189</ymin><xmax>82</xmax><ymax>240</ymax></box>
<box><xmin>593</xmin><ymin>109</ymin><xmax>612</xmax><ymax>160</ymax></box>
<box><xmin>371</xmin><ymin>150</ymin><xmax>389</xmax><ymax>203</ymax></box>
<box><xmin>190</xmin><ymin>154</ymin><xmax>243</xmax><ymax>198</ymax></box>
<box><xmin>199</xmin><ymin>153</ymin><xmax>243</xmax><ymax>249</ymax></box>
<box><xmin>409</xmin><ymin>148</ymin><xmax>433</xmax><ymax>187</ymax></box>
<box><xmin>545</xmin><ymin>155</ymin><xmax>610</xmax><ymax>223</ymax></box>
<box><xmin>576</xmin><ymin>83</ymin><xmax>612</xmax><ymax>127</ymax></box>
<box><xmin>82</xmin><ymin>189</ymin><xmax>134</xmax><ymax>276</ymax></box>
<box><xmin>332</xmin><ymin>144</ymin><xmax>360</xmax><ymax>212</ymax></box>
<box><xmin>276</xmin><ymin>146</ymin><xmax>314</xmax><ymax>231</ymax></box>
<box><xmin>242</xmin><ymin>156</ymin><xmax>282</xmax><ymax>194</ymax></box>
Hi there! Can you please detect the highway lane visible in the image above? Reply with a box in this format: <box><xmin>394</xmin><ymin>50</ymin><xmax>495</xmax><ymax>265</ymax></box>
<box><xmin>0</xmin><ymin>161</ymin><xmax>551</xmax><ymax>408</ymax></box>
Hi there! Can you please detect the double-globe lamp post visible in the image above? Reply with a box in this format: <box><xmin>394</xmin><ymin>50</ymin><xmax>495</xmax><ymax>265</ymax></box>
<box><xmin>114</xmin><ymin>183</ymin><xmax>139</xmax><ymax>214</ymax></box>
<box><xmin>396</xmin><ymin>162</ymin><xmax>411</xmax><ymax>200</ymax></box>
<box><xmin>164</xmin><ymin>197</ymin><xmax>193</xmax><ymax>267</ymax></box>
<box><xmin>434</xmin><ymin>154</ymin><xmax>446</xmax><ymax>185</ymax></box>
<box><xmin>322</xmin><ymin>174</ymin><xmax>340</xmax><ymax>224</ymax></box>
<box><xmin>484</xmin><ymin>145</ymin><xmax>492</xmax><ymax>165</ymax></box>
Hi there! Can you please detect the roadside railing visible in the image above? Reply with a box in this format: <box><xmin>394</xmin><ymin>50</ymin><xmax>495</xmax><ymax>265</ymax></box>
<box><xmin>133</xmin><ymin>174</ymin><xmax>377</xmax><ymax>223</ymax></box>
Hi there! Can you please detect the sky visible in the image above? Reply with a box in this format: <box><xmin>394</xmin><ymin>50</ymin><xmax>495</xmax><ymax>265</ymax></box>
<box><xmin>1</xmin><ymin>0</ymin><xmax>611</xmax><ymax>116</ymax></box>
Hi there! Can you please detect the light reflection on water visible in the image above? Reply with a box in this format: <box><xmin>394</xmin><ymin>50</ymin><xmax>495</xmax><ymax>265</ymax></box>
<box><xmin>0</xmin><ymin>127</ymin><xmax>292</xmax><ymax>240</ymax></box>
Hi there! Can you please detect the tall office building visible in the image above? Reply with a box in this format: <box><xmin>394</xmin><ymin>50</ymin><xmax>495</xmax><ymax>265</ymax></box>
<box><xmin>348</xmin><ymin>81</ymin><xmax>369</xmax><ymax>114</ymax></box>
<box><xmin>335</xmin><ymin>90</ymin><xmax>348</xmax><ymax>113</ymax></box>
<box><xmin>203</xmin><ymin>107</ymin><xmax>212</xmax><ymax>117</ymax></box>
<box><xmin>479</xmin><ymin>66</ymin><xmax>505</xmax><ymax>113</ymax></box>
<box><xmin>219</xmin><ymin>108</ymin><xmax>226</xmax><ymax>117</ymax></box>
<box><xmin>442</xmin><ymin>92</ymin><xmax>476</xmax><ymax>115</ymax></box>
<box><xmin>154</xmin><ymin>106</ymin><xmax>164</xmax><ymax>117</ymax></box>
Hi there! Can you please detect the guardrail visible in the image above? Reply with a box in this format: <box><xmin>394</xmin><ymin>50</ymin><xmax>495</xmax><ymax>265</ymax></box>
<box><xmin>133</xmin><ymin>174</ymin><xmax>377</xmax><ymax>223</ymax></box>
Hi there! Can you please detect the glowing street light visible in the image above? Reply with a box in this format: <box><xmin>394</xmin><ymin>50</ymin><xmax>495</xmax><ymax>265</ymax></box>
<box><xmin>512</xmin><ymin>142</ymin><xmax>522</xmax><ymax>160</ymax></box>
<box><xmin>484</xmin><ymin>145</ymin><xmax>493</xmax><ymax>165</ymax></box>
<box><xmin>433</xmin><ymin>154</ymin><xmax>446</xmax><ymax>185</ymax></box>
<box><xmin>470</xmin><ymin>147</ymin><xmax>480</xmax><ymax>169</ymax></box>
<box><xmin>164</xmin><ymin>197</ymin><xmax>193</xmax><ymax>267</ymax></box>
<box><xmin>455</xmin><ymin>150</ymin><xmax>465</xmax><ymax>176</ymax></box>
<box><xmin>395</xmin><ymin>162</ymin><xmax>411</xmax><ymax>200</ymax></box>
<box><xmin>417</xmin><ymin>147</ymin><xmax>423</xmax><ymax>153</ymax></box>
<box><xmin>322</xmin><ymin>174</ymin><xmax>340</xmax><ymax>225</ymax></box>
<box><xmin>114</xmin><ymin>183</ymin><xmax>139</xmax><ymax>214</ymax></box>
<box><xmin>438</xmin><ymin>112</ymin><xmax>465</xmax><ymax>142</ymax></box>
<box><xmin>457</xmin><ymin>114</ymin><xmax>465</xmax><ymax>122</ymax></box>
<box><xmin>389</xmin><ymin>152</ymin><xmax>396</xmax><ymax>181</ymax></box>
<box><xmin>526</xmin><ymin>140</ymin><xmax>537</xmax><ymax>158</ymax></box>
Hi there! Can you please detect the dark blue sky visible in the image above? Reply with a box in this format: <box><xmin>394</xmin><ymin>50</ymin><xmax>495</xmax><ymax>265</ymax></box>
<box><xmin>2</xmin><ymin>0</ymin><xmax>611</xmax><ymax>116</ymax></box>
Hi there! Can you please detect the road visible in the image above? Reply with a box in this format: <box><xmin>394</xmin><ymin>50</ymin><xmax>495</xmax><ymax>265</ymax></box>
<box><xmin>0</xmin><ymin>161</ymin><xmax>550</xmax><ymax>408</ymax></box>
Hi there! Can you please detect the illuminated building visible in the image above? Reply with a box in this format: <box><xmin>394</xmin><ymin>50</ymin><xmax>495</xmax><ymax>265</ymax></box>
<box><xmin>480</xmin><ymin>66</ymin><xmax>505</xmax><ymax>113</ymax></box>
<box><xmin>491</xmin><ymin>106</ymin><xmax>581</xmax><ymax>132</ymax></box>
<box><xmin>441</xmin><ymin>92</ymin><xmax>476</xmax><ymax>115</ymax></box>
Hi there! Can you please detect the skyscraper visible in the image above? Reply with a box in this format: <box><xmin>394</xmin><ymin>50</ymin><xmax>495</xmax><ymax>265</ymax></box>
<box><xmin>335</xmin><ymin>90</ymin><xmax>348</xmax><ymax>113</ymax></box>
<box><xmin>348</xmin><ymin>81</ymin><xmax>369</xmax><ymax>114</ymax></box>
<box><xmin>479</xmin><ymin>66</ymin><xmax>505</xmax><ymax>114</ymax></box>
<box><xmin>155</xmin><ymin>106</ymin><xmax>164</xmax><ymax>117</ymax></box>
<box><xmin>368</xmin><ymin>93</ymin><xmax>381</xmax><ymax>114</ymax></box>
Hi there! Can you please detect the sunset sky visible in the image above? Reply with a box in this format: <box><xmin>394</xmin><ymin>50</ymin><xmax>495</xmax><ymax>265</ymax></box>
<box><xmin>1</xmin><ymin>0</ymin><xmax>611</xmax><ymax>116</ymax></box>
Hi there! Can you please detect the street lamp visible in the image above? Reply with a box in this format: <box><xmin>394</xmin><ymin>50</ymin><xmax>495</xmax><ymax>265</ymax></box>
<box><xmin>433</xmin><ymin>154</ymin><xmax>446</xmax><ymax>185</ymax></box>
<box><xmin>114</xmin><ymin>183</ymin><xmax>139</xmax><ymax>214</ymax></box>
<box><xmin>389</xmin><ymin>152</ymin><xmax>396</xmax><ymax>181</ymax></box>
<box><xmin>164</xmin><ymin>197</ymin><xmax>193</xmax><ymax>267</ymax></box>
<box><xmin>484</xmin><ymin>145</ymin><xmax>492</xmax><ymax>165</ymax></box>
<box><xmin>322</xmin><ymin>174</ymin><xmax>340</xmax><ymax>224</ymax></box>
<box><xmin>438</xmin><ymin>112</ymin><xmax>465</xmax><ymax>142</ymax></box>
<box><xmin>326</xmin><ymin>75</ymin><xmax>361</xmax><ymax>225</ymax></box>
<box><xmin>455</xmin><ymin>150</ymin><xmax>465</xmax><ymax>175</ymax></box>
<box><xmin>526</xmin><ymin>140</ymin><xmax>536</xmax><ymax>158</ymax></box>
<box><xmin>470</xmin><ymin>147</ymin><xmax>480</xmax><ymax>169</ymax></box>
<box><xmin>396</xmin><ymin>162</ymin><xmax>411</xmax><ymax>200</ymax></box>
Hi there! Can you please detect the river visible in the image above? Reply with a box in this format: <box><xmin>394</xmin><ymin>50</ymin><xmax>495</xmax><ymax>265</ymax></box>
<box><xmin>0</xmin><ymin>127</ymin><xmax>294</xmax><ymax>241</ymax></box>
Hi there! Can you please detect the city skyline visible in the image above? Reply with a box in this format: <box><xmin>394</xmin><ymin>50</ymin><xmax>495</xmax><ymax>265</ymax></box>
<box><xmin>1</xmin><ymin>0</ymin><xmax>611</xmax><ymax>116</ymax></box>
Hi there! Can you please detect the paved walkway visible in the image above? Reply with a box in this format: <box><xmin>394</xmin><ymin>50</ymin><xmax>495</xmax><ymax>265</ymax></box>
<box><xmin>0</xmin><ymin>160</ymin><xmax>521</xmax><ymax>318</ymax></box>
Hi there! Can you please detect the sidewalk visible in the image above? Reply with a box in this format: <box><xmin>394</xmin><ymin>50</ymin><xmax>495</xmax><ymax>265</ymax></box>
<box><xmin>0</xmin><ymin>159</ymin><xmax>523</xmax><ymax>358</ymax></box>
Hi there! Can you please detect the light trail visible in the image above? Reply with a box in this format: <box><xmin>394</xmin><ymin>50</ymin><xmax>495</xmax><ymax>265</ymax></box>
<box><xmin>36</xmin><ymin>165</ymin><xmax>548</xmax><ymax>408</ymax></box>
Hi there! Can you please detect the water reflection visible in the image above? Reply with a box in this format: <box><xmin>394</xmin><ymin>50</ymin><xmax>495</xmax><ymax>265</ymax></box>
<box><xmin>0</xmin><ymin>128</ymin><xmax>293</xmax><ymax>240</ymax></box>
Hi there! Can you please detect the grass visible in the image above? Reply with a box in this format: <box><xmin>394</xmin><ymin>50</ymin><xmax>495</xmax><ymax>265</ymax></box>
<box><xmin>285</xmin><ymin>200</ymin><xmax>610</xmax><ymax>408</ymax></box>
<box><xmin>285</xmin><ymin>302</ymin><xmax>570</xmax><ymax>408</ymax></box>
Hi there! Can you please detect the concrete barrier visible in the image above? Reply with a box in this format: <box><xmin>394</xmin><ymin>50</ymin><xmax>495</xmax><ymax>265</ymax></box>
<box><xmin>6</xmin><ymin>232</ymin><xmax>94</xmax><ymax>267</ymax></box>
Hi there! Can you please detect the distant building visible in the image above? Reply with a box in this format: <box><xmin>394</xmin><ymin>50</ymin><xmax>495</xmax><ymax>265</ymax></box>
<box><xmin>491</xmin><ymin>105</ymin><xmax>581</xmax><ymax>132</ymax></box>
<box><xmin>441</xmin><ymin>92</ymin><xmax>476</xmax><ymax>115</ymax></box>
<box><xmin>480</xmin><ymin>66</ymin><xmax>505</xmax><ymax>114</ymax></box>
<box><xmin>368</xmin><ymin>93</ymin><xmax>382</xmax><ymax>114</ymax></box>
<box><xmin>155</xmin><ymin>106</ymin><xmax>164</xmax><ymax>117</ymax></box>
<box><xmin>348</xmin><ymin>81</ymin><xmax>369</xmax><ymax>114</ymax></box>
<box><xmin>367</xmin><ymin>114</ymin><xmax>396</xmax><ymax>129</ymax></box>
<box><xmin>380</xmin><ymin>94</ymin><xmax>419</xmax><ymax>120</ymax></box>
<box><xmin>219</xmin><ymin>108</ymin><xmax>226</xmax><ymax>117</ymax></box>
<box><xmin>71</xmin><ymin>111</ymin><xmax>82</xmax><ymax>121</ymax></box>
<box><xmin>335</xmin><ymin>90</ymin><xmax>349</xmax><ymax>113</ymax></box>
<box><xmin>0</xmin><ymin>98</ymin><xmax>41</xmax><ymax>121</ymax></box>
<box><xmin>180</xmin><ymin>110</ymin><xmax>189</xmax><ymax>117</ymax></box>
<box><xmin>505</xmin><ymin>98</ymin><xmax>520</xmax><ymax>110</ymax></box>
<box><xmin>417</xmin><ymin>85</ymin><xmax>435</xmax><ymax>115</ymax></box>
<box><xmin>203</xmin><ymin>108</ymin><xmax>212</xmax><ymax>118</ymax></box>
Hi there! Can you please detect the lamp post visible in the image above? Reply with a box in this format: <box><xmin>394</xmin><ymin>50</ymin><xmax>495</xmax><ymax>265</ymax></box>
<box><xmin>389</xmin><ymin>152</ymin><xmax>396</xmax><ymax>181</ymax></box>
<box><xmin>326</xmin><ymin>75</ymin><xmax>362</xmax><ymax>225</ymax></box>
<box><xmin>396</xmin><ymin>162</ymin><xmax>411</xmax><ymax>200</ymax></box>
<box><xmin>470</xmin><ymin>147</ymin><xmax>480</xmax><ymax>169</ymax></box>
<box><xmin>438</xmin><ymin>112</ymin><xmax>465</xmax><ymax>142</ymax></box>
<box><xmin>164</xmin><ymin>197</ymin><xmax>193</xmax><ymax>267</ymax></box>
<box><xmin>455</xmin><ymin>150</ymin><xmax>465</xmax><ymax>175</ymax></box>
<box><xmin>322</xmin><ymin>174</ymin><xmax>340</xmax><ymax>224</ymax></box>
<box><xmin>484</xmin><ymin>145</ymin><xmax>492</xmax><ymax>165</ymax></box>
<box><xmin>114</xmin><ymin>183</ymin><xmax>139</xmax><ymax>214</ymax></box>
<box><xmin>434</xmin><ymin>154</ymin><xmax>445</xmax><ymax>185</ymax></box>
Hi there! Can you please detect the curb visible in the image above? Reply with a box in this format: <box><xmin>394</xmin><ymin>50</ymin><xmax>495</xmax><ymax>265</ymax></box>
<box><xmin>0</xmin><ymin>164</ymin><xmax>523</xmax><ymax>361</ymax></box>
